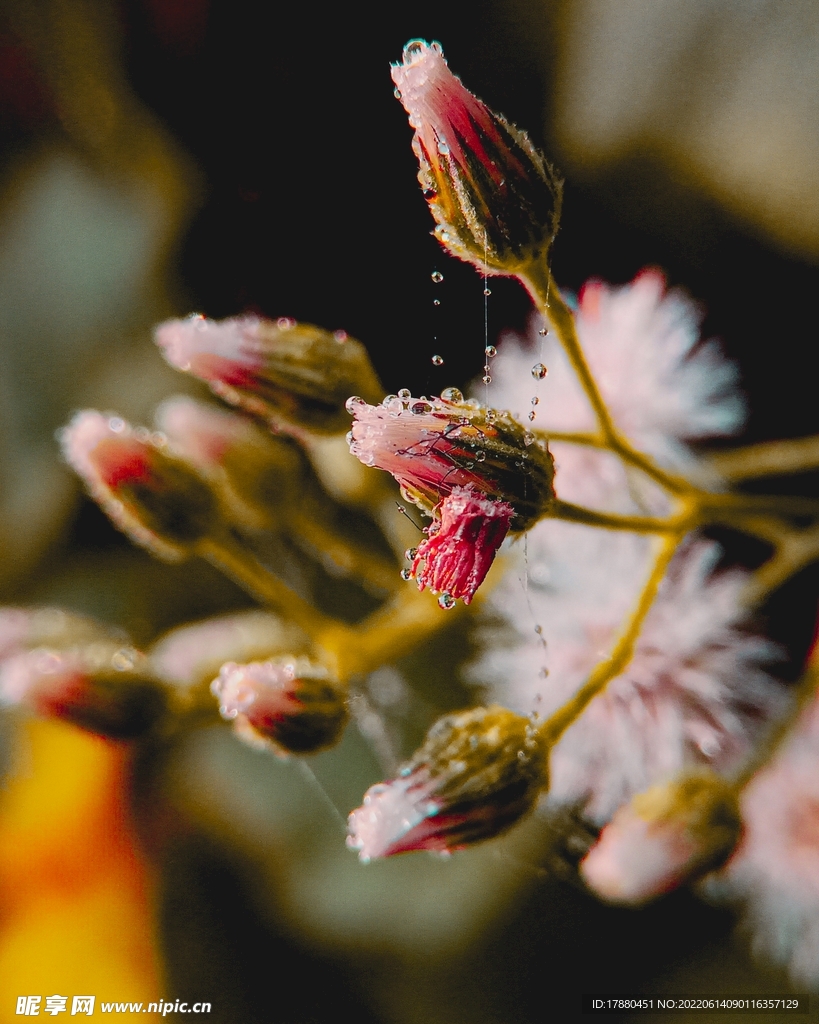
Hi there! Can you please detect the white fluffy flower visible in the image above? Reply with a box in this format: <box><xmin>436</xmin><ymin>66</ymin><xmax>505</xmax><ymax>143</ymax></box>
<box><xmin>714</xmin><ymin>698</ymin><xmax>819</xmax><ymax>986</ymax></box>
<box><xmin>487</xmin><ymin>269</ymin><xmax>745</xmax><ymax>476</ymax></box>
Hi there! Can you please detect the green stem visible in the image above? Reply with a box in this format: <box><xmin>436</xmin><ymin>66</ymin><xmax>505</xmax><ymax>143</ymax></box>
<box><xmin>548</xmin><ymin>498</ymin><xmax>683</xmax><ymax>534</ymax></box>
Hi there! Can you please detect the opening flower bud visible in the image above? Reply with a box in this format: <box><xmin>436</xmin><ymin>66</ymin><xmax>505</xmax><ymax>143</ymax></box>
<box><xmin>580</xmin><ymin>771</ymin><xmax>742</xmax><ymax>904</ymax></box>
<box><xmin>348</xmin><ymin>392</ymin><xmax>554</xmax><ymax>603</ymax></box>
<box><xmin>391</xmin><ymin>40</ymin><xmax>562</xmax><ymax>275</ymax></box>
<box><xmin>211</xmin><ymin>656</ymin><xmax>348</xmax><ymax>755</ymax></box>
<box><xmin>156</xmin><ymin>315</ymin><xmax>382</xmax><ymax>435</ymax></box>
<box><xmin>60</xmin><ymin>410</ymin><xmax>223</xmax><ymax>560</ymax></box>
<box><xmin>0</xmin><ymin>643</ymin><xmax>168</xmax><ymax>739</ymax></box>
<box><xmin>347</xmin><ymin>704</ymin><xmax>548</xmax><ymax>860</ymax></box>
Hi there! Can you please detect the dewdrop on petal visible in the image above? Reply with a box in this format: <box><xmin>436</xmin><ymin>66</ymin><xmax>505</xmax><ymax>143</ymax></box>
<box><xmin>347</xmin><ymin>704</ymin><xmax>548</xmax><ymax>859</ymax></box>
<box><xmin>580</xmin><ymin>771</ymin><xmax>741</xmax><ymax>905</ymax></box>
<box><xmin>59</xmin><ymin>410</ymin><xmax>223</xmax><ymax>561</ymax></box>
<box><xmin>391</xmin><ymin>40</ymin><xmax>562</xmax><ymax>275</ymax></box>
<box><xmin>0</xmin><ymin>642</ymin><xmax>168</xmax><ymax>739</ymax></box>
<box><xmin>211</xmin><ymin>656</ymin><xmax>348</xmax><ymax>755</ymax></box>
<box><xmin>156</xmin><ymin>315</ymin><xmax>382</xmax><ymax>435</ymax></box>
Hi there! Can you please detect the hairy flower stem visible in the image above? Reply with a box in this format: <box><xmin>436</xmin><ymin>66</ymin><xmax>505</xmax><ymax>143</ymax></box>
<box><xmin>538</xmin><ymin>533</ymin><xmax>683</xmax><ymax>745</ymax></box>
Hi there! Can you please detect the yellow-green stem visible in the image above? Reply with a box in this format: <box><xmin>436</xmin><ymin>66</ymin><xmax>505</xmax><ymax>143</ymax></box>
<box><xmin>539</xmin><ymin>533</ymin><xmax>683</xmax><ymax>745</ymax></box>
<box><xmin>519</xmin><ymin>260</ymin><xmax>695</xmax><ymax>497</ymax></box>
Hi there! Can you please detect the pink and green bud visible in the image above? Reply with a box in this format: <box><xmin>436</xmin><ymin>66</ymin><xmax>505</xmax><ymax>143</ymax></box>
<box><xmin>60</xmin><ymin>410</ymin><xmax>222</xmax><ymax>561</ymax></box>
<box><xmin>348</xmin><ymin>391</ymin><xmax>553</xmax><ymax>604</ymax></box>
<box><xmin>211</xmin><ymin>656</ymin><xmax>348</xmax><ymax>755</ymax></box>
<box><xmin>580</xmin><ymin>771</ymin><xmax>741</xmax><ymax>904</ymax></box>
<box><xmin>154</xmin><ymin>395</ymin><xmax>307</xmax><ymax>530</ymax></box>
<box><xmin>155</xmin><ymin>315</ymin><xmax>382</xmax><ymax>436</ymax></box>
<box><xmin>391</xmin><ymin>40</ymin><xmax>562</xmax><ymax>275</ymax></box>
<box><xmin>0</xmin><ymin>643</ymin><xmax>168</xmax><ymax>739</ymax></box>
<box><xmin>347</xmin><ymin>704</ymin><xmax>548</xmax><ymax>860</ymax></box>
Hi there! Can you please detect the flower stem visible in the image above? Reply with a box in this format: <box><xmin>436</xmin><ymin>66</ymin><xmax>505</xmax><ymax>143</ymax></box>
<box><xmin>707</xmin><ymin>434</ymin><xmax>819</xmax><ymax>482</ymax></box>
<box><xmin>519</xmin><ymin>261</ymin><xmax>695</xmax><ymax>497</ymax></box>
<box><xmin>539</xmin><ymin>533</ymin><xmax>682</xmax><ymax>745</ymax></box>
<box><xmin>547</xmin><ymin>498</ymin><xmax>683</xmax><ymax>534</ymax></box>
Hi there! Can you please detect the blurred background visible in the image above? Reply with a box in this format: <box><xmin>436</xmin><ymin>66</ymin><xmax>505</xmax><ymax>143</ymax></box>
<box><xmin>1</xmin><ymin>1</ymin><xmax>819</xmax><ymax>1021</ymax></box>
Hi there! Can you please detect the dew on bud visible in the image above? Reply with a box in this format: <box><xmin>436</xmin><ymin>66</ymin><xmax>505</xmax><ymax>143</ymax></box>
<box><xmin>345</xmin><ymin>396</ymin><xmax>366</xmax><ymax>413</ymax></box>
<box><xmin>440</xmin><ymin>387</ymin><xmax>463</xmax><ymax>403</ymax></box>
<box><xmin>431</xmin><ymin>271</ymin><xmax>444</xmax><ymax>283</ymax></box>
<box><xmin>400</xmin><ymin>568</ymin><xmax>413</xmax><ymax>581</ymax></box>
<box><xmin>431</xmin><ymin>354</ymin><xmax>444</xmax><ymax>366</ymax></box>
<box><xmin>482</xmin><ymin>375</ymin><xmax>492</xmax><ymax>384</ymax></box>
<box><xmin>433</xmin><ymin>299</ymin><xmax>441</xmax><ymax>306</ymax></box>
<box><xmin>412</xmin><ymin>400</ymin><xmax>433</xmax><ymax>415</ymax></box>
<box><xmin>397</xmin><ymin>388</ymin><xmax>412</xmax><ymax>401</ymax></box>
<box><xmin>524</xmin><ymin>432</ymin><xmax>535</xmax><ymax>446</ymax></box>
<box><xmin>438</xmin><ymin>593</ymin><xmax>457</xmax><ymax>610</ymax></box>
<box><xmin>538</xmin><ymin>327</ymin><xmax>549</xmax><ymax>336</ymax></box>
<box><xmin>531</xmin><ymin>363</ymin><xmax>548</xmax><ymax>380</ymax></box>
<box><xmin>277</xmin><ymin>317</ymin><xmax>296</xmax><ymax>330</ymax></box>
<box><xmin>404</xmin><ymin>547</ymin><xmax>418</xmax><ymax>560</ymax></box>
<box><xmin>475</xmin><ymin>451</ymin><xmax>486</xmax><ymax>462</ymax></box>
<box><xmin>484</xmin><ymin>346</ymin><xmax>497</xmax><ymax>358</ymax></box>
<box><xmin>528</xmin><ymin>411</ymin><xmax>536</xmax><ymax>421</ymax></box>
<box><xmin>333</xmin><ymin>330</ymin><xmax>348</xmax><ymax>342</ymax></box>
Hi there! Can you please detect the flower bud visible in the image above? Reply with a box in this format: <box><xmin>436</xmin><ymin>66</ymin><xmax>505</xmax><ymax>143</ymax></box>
<box><xmin>348</xmin><ymin>392</ymin><xmax>554</xmax><ymax>604</ymax></box>
<box><xmin>347</xmin><ymin>392</ymin><xmax>554</xmax><ymax>526</ymax></box>
<box><xmin>391</xmin><ymin>40</ymin><xmax>562</xmax><ymax>275</ymax></box>
<box><xmin>347</xmin><ymin>704</ymin><xmax>548</xmax><ymax>860</ymax></box>
<box><xmin>211</xmin><ymin>656</ymin><xmax>348</xmax><ymax>755</ymax></box>
<box><xmin>154</xmin><ymin>395</ymin><xmax>307</xmax><ymax>530</ymax></box>
<box><xmin>155</xmin><ymin>315</ymin><xmax>382</xmax><ymax>435</ymax></box>
<box><xmin>60</xmin><ymin>410</ymin><xmax>223</xmax><ymax>560</ymax></box>
<box><xmin>580</xmin><ymin>771</ymin><xmax>742</xmax><ymax>904</ymax></box>
<box><xmin>0</xmin><ymin>643</ymin><xmax>168</xmax><ymax>739</ymax></box>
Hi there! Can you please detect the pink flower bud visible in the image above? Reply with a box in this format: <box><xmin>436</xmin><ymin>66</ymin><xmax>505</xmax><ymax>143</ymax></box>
<box><xmin>580</xmin><ymin>772</ymin><xmax>741</xmax><ymax>904</ymax></box>
<box><xmin>348</xmin><ymin>391</ymin><xmax>553</xmax><ymax>604</ymax></box>
<box><xmin>409</xmin><ymin>486</ymin><xmax>513</xmax><ymax>605</ymax></box>
<box><xmin>0</xmin><ymin>644</ymin><xmax>167</xmax><ymax>739</ymax></box>
<box><xmin>155</xmin><ymin>315</ymin><xmax>382</xmax><ymax>435</ymax></box>
<box><xmin>211</xmin><ymin>656</ymin><xmax>347</xmax><ymax>754</ymax></box>
<box><xmin>60</xmin><ymin>410</ymin><xmax>222</xmax><ymax>560</ymax></box>
<box><xmin>154</xmin><ymin>396</ymin><xmax>306</xmax><ymax>530</ymax></box>
<box><xmin>391</xmin><ymin>40</ymin><xmax>562</xmax><ymax>274</ymax></box>
<box><xmin>347</xmin><ymin>704</ymin><xmax>547</xmax><ymax>860</ymax></box>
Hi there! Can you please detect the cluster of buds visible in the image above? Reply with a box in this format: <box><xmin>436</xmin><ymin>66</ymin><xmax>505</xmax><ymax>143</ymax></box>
<box><xmin>580</xmin><ymin>771</ymin><xmax>742</xmax><ymax>904</ymax></box>
<box><xmin>347</xmin><ymin>704</ymin><xmax>548</xmax><ymax>860</ymax></box>
<box><xmin>347</xmin><ymin>389</ymin><xmax>554</xmax><ymax>603</ymax></box>
<box><xmin>391</xmin><ymin>40</ymin><xmax>562</xmax><ymax>275</ymax></box>
<box><xmin>59</xmin><ymin>410</ymin><xmax>224</xmax><ymax>561</ymax></box>
<box><xmin>210</xmin><ymin>656</ymin><xmax>348</xmax><ymax>755</ymax></box>
<box><xmin>0</xmin><ymin>610</ymin><xmax>167</xmax><ymax>739</ymax></box>
<box><xmin>155</xmin><ymin>316</ymin><xmax>383</xmax><ymax>436</ymax></box>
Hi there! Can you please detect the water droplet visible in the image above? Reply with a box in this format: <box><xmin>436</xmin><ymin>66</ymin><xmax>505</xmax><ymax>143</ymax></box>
<box><xmin>437</xmin><ymin>138</ymin><xmax>450</xmax><ymax>155</ymax></box>
<box><xmin>431</xmin><ymin>354</ymin><xmax>444</xmax><ymax>366</ymax></box>
<box><xmin>412</xmin><ymin>400</ymin><xmax>433</xmax><ymax>415</ymax></box>
<box><xmin>475</xmin><ymin>451</ymin><xmax>486</xmax><ymax>462</ymax></box>
<box><xmin>438</xmin><ymin>593</ymin><xmax>457</xmax><ymax>610</ymax></box>
<box><xmin>531</xmin><ymin>396</ymin><xmax>539</xmax><ymax>406</ymax></box>
<box><xmin>404</xmin><ymin>547</ymin><xmax>418</xmax><ymax>560</ymax></box>
<box><xmin>466</xmin><ymin>461</ymin><xmax>474</xmax><ymax>469</ymax></box>
<box><xmin>382</xmin><ymin>395</ymin><xmax>404</xmax><ymax>414</ymax></box>
<box><xmin>405</xmin><ymin>40</ymin><xmax>425</xmax><ymax>58</ymax></box>
<box><xmin>394</xmin><ymin>88</ymin><xmax>402</xmax><ymax>99</ymax></box>
<box><xmin>345</xmin><ymin>430</ymin><xmax>354</xmax><ymax>445</ymax></box>
<box><xmin>524</xmin><ymin>432</ymin><xmax>535</xmax><ymax>446</ymax></box>
<box><xmin>333</xmin><ymin>329</ymin><xmax>348</xmax><ymax>343</ymax></box>
<box><xmin>433</xmin><ymin>298</ymin><xmax>441</xmax><ymax>306</ymax></box>
<box><xmin>431</xmin><ymin>271</ymin><xmax>444</xmax><ymax>284</ymax></box>
<box><xmin>538</xmin><ymin>327</ymin><xmax>549</xmax><ymax>336</ymax></box>
<box><xmin>440</xmin><ymin>387</ymin><xmax>463</xmax><ymax>404</ymax></box>
<box><xmin>486</xmin><ymin>409</ymin><xmax>497</xmax><ymax>424</ymax></box>
<box><xmin>400</xmin><ymin>568</ymin><xmax>413</xmax><ymax>581</ymax></box>
<box><xmin>484</xmin><ymin>345</ymin><xmax>497</xmax><ymax>358</ymax></box>
<box><xmin>531</xmin><ymin>363</ymin><xmax>548</xmax><ymax>380</ymax></box>
<box><xmin>534</xmin><ymin>624</ymin><xmax>543</xmax><ymax>635</ymax></box>
<box><xmin>483</xmin><ymin>287</ymin><xmax>492</xmax><ymax>296</ymax></box>
<box><xmin>528</xmin><ymin>411</ymin><xmax>536</xmax><ymax>421</ymax></box>
<box><xmin>108</xmin><ymin>417</ymin><xmax>126</xmax><ymax>433</ymax></box>
<box><xmin>277</xmin><ymin>317</ymin><xmax>296</xmax><ymax>330</ymax></box>
<box><xmin>517</xmin><ymin>750</ymin><xmax>529</xmax><ymax>762</ymax></box>
<box><xmin>397</xmin><ymin>388</ymin><xmax>412</xmax><ymax>401</ymax></box>
<box><xmin>482</xmin><ymin>375</ymin><xmax>492</xmax><ymax>384</ymax></box>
